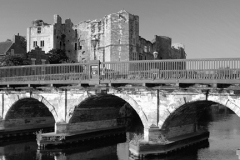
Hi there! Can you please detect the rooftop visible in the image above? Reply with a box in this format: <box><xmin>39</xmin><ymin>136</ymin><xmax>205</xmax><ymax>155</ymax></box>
<box><xmin>0</xmin><ymin>41</ymin><xmax>13</xmax><ymax>55</ymax></box>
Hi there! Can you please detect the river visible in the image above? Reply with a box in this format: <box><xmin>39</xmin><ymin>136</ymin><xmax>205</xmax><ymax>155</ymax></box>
<box><xmin>0</xmin><ymin>108</ymin><xmax>239</xmax><ymax>160</ymax></box>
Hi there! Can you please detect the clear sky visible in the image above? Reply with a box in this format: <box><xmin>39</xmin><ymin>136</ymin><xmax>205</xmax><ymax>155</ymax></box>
<box><xmin>0</xmin><ymin>0</ymin><xmax>239</xmax><ymax>59</ymax></box>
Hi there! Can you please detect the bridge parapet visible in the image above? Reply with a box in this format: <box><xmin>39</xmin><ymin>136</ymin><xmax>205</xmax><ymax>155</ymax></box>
<box><xmin>1</xmin><ymin>58</ymin><xmax>240</xmax><ymax>86</ymax></box>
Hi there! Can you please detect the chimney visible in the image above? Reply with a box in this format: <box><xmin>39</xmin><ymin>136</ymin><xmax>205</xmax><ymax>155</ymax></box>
<box><xmin>11</xmin><ymin>49</ymin><xmax>14</xmax><ymax>55</ymax></box>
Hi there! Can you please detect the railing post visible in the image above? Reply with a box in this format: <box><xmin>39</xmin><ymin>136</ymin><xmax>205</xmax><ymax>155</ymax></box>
<box><xmin>31</xmin><ymin>58</ymin><xmax>36</xmax><ymax>78</ymax></box>
<box><xmin>41</xmin><ymin>60</ymin><xmax>46</xmax><ymax>75</ymax></box>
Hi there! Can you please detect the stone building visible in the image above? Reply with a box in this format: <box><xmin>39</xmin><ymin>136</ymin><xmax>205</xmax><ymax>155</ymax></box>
<box><xmin>27</xmin><ymin>10</ymin><xmax>186</xmax><ymax>63</ymax></box>
<box><xmin>27</xmin><ymin>17</ymin><xmax>76</xmax><ymax>60</ymax></box>
<box><xmin>171</xmin><ymin>43</ymin><xmax>186</xmax><ymax>59</ymax></box>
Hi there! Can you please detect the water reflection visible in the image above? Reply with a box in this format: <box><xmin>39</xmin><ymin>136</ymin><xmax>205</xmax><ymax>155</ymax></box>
<box><xmin>0</xmin><ymin>108</ymin><xmax>240</xmax><ymax>160</ymax></box>
<box><xmin>0</xmin><ymin>140</ymin><xmax>37</xmax><ymax>160</ymax></box>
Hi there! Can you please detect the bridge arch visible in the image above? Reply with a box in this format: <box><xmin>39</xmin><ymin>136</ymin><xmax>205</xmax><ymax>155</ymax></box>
<box><xmin>159</xmin><ymin>94</ymin><xmax>240</xmax><ymax>138</ymax></box>
<box><xmin>3</xmin><ymin>93</ymin><xmax>58</xmax><ymax>121</ymax></box>
<box><xmin>67</xmin><ymin>92</ymin><xmax>148</xmax><ymax>128</ymax></box>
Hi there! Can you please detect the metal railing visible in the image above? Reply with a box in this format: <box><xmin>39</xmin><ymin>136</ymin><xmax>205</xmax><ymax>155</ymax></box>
<box><xmin>100</xmin><ymin>58</ymin><xmax>240</xmax><ymax>82</ymax></box>
<box><xmin>1</xmin><ymin>58</ymin><xmax>240</xmax><ymax>85</ymax></box>
<box><xmin>0</xmin><ymin>62</ymin><xmax>90</xmax><ymax>84</ymax></box>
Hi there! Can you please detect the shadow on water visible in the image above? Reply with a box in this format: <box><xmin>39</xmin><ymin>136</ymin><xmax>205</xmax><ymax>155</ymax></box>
<box><xmin>1</xmin><ymin>104</ymin><xmax>239</xmax><ymax>160</ymax></box>
<box><xmin>38</xmin><ymin>135</ymin><xmax>127</xmax><ymax>160</ymax></box>
<box><xmin>0</xmin><ymin>139</ymin><xmax>38</xmax><ymax>160</ymax></box>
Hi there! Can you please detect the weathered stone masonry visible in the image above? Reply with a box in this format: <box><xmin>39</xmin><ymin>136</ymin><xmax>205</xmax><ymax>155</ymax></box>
<box><xmin>1</xmin><ymin>89</ymin><xmax>240</xmax><ymax>140</ymax></box>
<box><xmin>27</xmin><ymin>10</ymin><xmax>186</xmax><ymax>63</ymax></box>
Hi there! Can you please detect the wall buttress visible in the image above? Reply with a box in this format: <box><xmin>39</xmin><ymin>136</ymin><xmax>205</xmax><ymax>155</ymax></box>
<box><xmin>1</xmin><ymin>94</ymin><xmax>4</xmax><ymax>118</ymax></box>
<box><xmin>65</xmin><ymin>89</ymin><xmax>67</xmax><ymax>122</ymax></box>
<box><xmin>157</xmin><ymin>89</ymin><xmax>159</xmax><ymax>125</ymax></box>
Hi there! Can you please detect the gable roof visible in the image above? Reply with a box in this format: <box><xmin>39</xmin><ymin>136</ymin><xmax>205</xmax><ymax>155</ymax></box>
<box><xmin>0</xmin><ymin>41</ymin><xmax>13</xmax><ymax>55</ymax></box>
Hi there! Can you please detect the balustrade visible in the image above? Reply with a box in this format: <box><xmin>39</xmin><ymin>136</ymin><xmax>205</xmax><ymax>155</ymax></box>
<box><xmin>1</xmin><ymin>58</ymin><xmax>240</xmax><ymax>85</ymax></box>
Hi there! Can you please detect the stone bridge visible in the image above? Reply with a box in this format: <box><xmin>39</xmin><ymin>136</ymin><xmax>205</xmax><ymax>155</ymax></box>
<box><xmin>1</xmin><ymin>88</ymin><xmax>240</xmax><ymax>140</ymax></box>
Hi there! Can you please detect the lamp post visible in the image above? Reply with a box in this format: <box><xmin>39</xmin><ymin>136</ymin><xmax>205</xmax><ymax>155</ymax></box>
<box><xmin>91</xmin><ymin>37</ymin><xmax>98</xmax><ymax>60</ymax></box>
<box><xmin>153</xmin><ymin>51</ymin><xmax>158</xmax><ymax>60</ymax></box>
<box><xmin>153</xmin><ymin>51</ymin><xmax>160</xmax><ymax>125</ymax></box>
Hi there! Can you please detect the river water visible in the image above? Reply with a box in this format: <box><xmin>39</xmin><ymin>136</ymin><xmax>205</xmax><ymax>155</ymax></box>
<box><xmin>0</xmin><ymin>108</ymin><xmax>240</xmax><ymax>160</ymax></box>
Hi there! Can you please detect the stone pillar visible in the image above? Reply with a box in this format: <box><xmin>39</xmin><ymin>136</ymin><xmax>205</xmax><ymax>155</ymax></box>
<box><xmin>11</xmin><ymin>49</ymin><xmax>14</xmax><ymax>56</ymax></box>
<box><xmin>144</xmin><ymin>125</ymin><xmax>167</xmax><ymax>142</ymax></box>
<box><xmin>55</xmin><ymin>122</ymin><xmax>68</xmax><ymax>134</ymax></box>
<box><xmin>237</xmin><ymin>149</ymin><xmax>240</xmax><ymax>160</ymax></box>
<box><xmin>41</xmin><ymin>59</ymin><xmax>46</xmax><ymax>65</ymax></box>
<box><xmin>31</xmin><ymin>58</ymin><xmax>36</xmax><ymax>65</ymax></box>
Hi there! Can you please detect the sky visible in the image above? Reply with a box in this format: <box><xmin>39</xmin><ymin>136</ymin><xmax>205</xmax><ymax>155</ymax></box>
<box><xmin>0</xmin><ymin>0</ymin><xmax>239</xmax><ymax>59</ymax></box>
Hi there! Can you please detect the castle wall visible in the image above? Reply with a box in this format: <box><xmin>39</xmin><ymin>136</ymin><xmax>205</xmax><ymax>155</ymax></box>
<box><xmin>27</xmin><ymin>21</ymin><xmax>54</xmax><ymax>53</ymax></box>
<box><xmin>26</xmin><ymin>10</ymin><xmax>186</xmax><ymax>63</ymax></box>
<box><xmin>171</xmin><ymin>43</ymin><xmax>186</xmax><ymax>59</ymax></box>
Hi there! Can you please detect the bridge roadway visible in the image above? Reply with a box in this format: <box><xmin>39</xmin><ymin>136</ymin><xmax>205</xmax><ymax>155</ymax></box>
<box><xmin>0</xmin><ymin>58</ymin><xmax>240</xmax><ymax>153</ymax></box>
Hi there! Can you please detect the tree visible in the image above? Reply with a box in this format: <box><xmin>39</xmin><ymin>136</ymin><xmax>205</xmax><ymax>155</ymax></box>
<box><xmin>47</xmin><ymin>49</ymin><xmax>70</xmax><ymax>64</ymax></box>
<box><xmin>0</xmin><ymin>54</ymin><xmax>31</xmax><ymax>66</ymax></box>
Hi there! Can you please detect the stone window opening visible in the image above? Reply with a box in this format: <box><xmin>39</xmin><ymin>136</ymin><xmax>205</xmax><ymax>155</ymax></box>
<box><xmin>144</xmin><ymin>46</ymin><xmax>147</xmax><ymax>52</ymax></box>
<box><xmin>63</xmin><ymin>43</ymin><xmax>65</xmax><ymax>50</ymax></box>
<box><xmin>37</xmin><ymin>27</ymin><xmax>41</xmax><ymax>34</ymax></box>
<box><xmin>40</xmin><ymin>40</ymin><xmax>44</xmax><ymax>47</ymax></box>
<box><xmin>33</xmin><ymin>41</ymin><xmax>37</xmax><ymax>47</ymax></box>
<box><xmin>75</xmin><ymin>43</ymin><xmax>77</xmax><ymax>50</ymax></box>
<box><xmin>75</xmin><ymin>29</ymin><xmax>77</xmax><ymax>38</ymax></box>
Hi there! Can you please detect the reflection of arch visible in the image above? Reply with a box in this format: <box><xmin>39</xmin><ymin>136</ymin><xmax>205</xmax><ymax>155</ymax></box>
<box><xmin>160</xmin><ymin>95</ymin><xmax>240</xmax><ymax>129</ymax></box>
<box><xmin>67</xmin><ymin>92</ymin><xmax>148</xmax><ymax>128</ymax></box>
<box><xmin>3</xmin><ymin>94</ymin><xmax>58</xmax><ymax>121</ymax></box>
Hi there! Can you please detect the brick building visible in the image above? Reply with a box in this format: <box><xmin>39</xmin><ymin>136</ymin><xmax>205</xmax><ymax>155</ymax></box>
<box><xmin>27</xmin><ymin>10</ymin><xmax>186</xmax><ymax>63</ymax></box>
<box><xmin>0</xmin><ymin>34</ymin><xmax>26</xmax><ymax>60</ymax></box>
